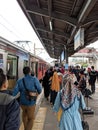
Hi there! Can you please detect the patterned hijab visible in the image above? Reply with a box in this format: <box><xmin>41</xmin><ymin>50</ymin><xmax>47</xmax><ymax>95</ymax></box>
<box><xmin>61</xmin><ymin>74</ymin><xmax>81</xmax><ymax>110</ymax></box>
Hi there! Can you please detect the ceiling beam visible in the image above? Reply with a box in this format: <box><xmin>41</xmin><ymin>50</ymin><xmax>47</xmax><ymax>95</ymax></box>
<box><xmin>85</xmin><ymin>33</ymin><xmax>98</xmax><ymax>44</ymax></box>
<box><xmin>83</xmin><ymin>18</ymin><xmax>98</xmax><ymax>27</ymax></box>
<box><xmin>47</xmin><ymin>49</ymin><xmax>60</xmax><ymax>55</ymax></box>
<box><xmin>41</xmin><ymin>36</ymin><xmax>66</xmax><ymax>46</ymax></box>
<box><xmin>48</xmin><ymin>0</ymin><xmax>52</xmax><ymax>17</ymax></box>
<box><xmin>86</xmin><ymin>28</ymin><xmax>98</xmax><ymax>36</ymax></box>
<box><xmin>45</xmin><ymin>43</ymin><xmax>63</xmax><ymax>50</ymax></box>
<box><xmin>37</xmin><ymin>0</ymin><xmax>45</xmax><ymax>26</ymax></box>
<box><xmin>67</xmin><ymin>0</ymin><xmax>97</xmax><ymax>45</ymax></box>
<box><xmin>46</xmin><ymin>46</ymin><xmax>62</xmax><ymax>51</ymax></box>
<box><xmin>26</xmin><ymin>6</ymin><xmax>77</xmax><ymax>27</ymax></box>
<box><xmin>45</xmin><ymin>44</ymin><xmax>64</xmax><ymax>50</ymax></box>
<box><xmin>43</xmin><ymin>41</ymin><xmax>64</xmax><ymax>47</ymax></box>
<box><xmin>36</xmin><ymin>26</ymin><xmax>70</xmax><ymax>39</ymax></box>
<box><xmin>78</xmin><ymin>0</ymin><xmax>97</xmax><ymax>23</ymax></box>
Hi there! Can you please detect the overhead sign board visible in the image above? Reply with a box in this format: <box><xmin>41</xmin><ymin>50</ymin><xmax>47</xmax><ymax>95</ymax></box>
<box><xmin>74</xmin><ymin>28</ymin><xmax>84</xmax><ymax>50</ymax></box>
<box><xmin>65</xmin><ymin>64</ymin><xmax>68</xmax><ymax>70</ymax></box>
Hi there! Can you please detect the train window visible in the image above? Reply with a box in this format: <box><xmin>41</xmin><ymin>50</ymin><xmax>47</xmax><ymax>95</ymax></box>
<box><xmin>0</xmin><ymin>54</ymin><xmax>3</xmax><ymax>68</ymax></box>
<box><xmin>24</xmin><ymin>60</ymin><xmax>28</xmax><ymax>67</ymax></box>
<box><xmin>31</xmin><ymin>62</ymin><xmax>36</xmax><ymax>75</ymax></box>
<box><xmin>7</xmin><ymin>55</ymin><xmax>18</xmax><ymax>79</ymax></box>
<box><xmin>31</xmin><ymin>62</ymin><xmax>38</xmax><ymax>77</ymax></box>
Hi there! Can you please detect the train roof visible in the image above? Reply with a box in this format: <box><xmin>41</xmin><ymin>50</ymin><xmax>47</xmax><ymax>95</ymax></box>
<box><xmin>0</xmin><ymin>36</ymin><xmax>29</xmax><ymax>53</ymax></box>
<box><xmin>0</xmin><ymin>36</ymin><xmax>48</xmax><ymax>63</ymax></box>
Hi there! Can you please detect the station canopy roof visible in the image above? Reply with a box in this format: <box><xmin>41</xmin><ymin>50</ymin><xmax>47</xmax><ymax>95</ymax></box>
<box><xmin>17</xmin><ymin>0</ymin><xmax>98</xmax><ymax>59</ymax></box>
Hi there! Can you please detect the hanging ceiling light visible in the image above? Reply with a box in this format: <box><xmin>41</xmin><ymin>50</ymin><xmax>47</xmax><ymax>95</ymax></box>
<box><xmin>49</xmin><ymin>20</ymin><xmax>52</xmax><ymax>31</ymax></box>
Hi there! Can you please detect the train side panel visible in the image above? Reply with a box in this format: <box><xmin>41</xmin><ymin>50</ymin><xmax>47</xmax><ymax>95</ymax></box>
<box><xmin>29</xmin><ymin>54</ymin><xmax>49</xmax><ymax>80</ymax></box>
<box><xmin>0</xmin><ymin>39</ymin><xmax>29</xmax><ymax>89</ymax></box>
<box><xmin>17</xmin><ymin>52</ymin><xmax>29</xmax><ymax>79</ymax></box>
<box><xmin>0</xmin><ymin>37</ymin><xmax>50</xmax><ymax>89</ymax></box>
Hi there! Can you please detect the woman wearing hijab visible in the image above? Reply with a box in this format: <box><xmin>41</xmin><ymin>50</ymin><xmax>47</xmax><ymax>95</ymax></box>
<box><xmin>53</xmin><ymin>74</ymin><xmax>86</xmax><ymax>130</ymax></box>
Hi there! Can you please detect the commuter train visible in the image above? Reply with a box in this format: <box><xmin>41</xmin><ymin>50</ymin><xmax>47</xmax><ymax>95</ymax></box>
<box><xmin>0</xmin><ymin>37</ymin><xmax>49</xmax><ymax>89</ymax></box>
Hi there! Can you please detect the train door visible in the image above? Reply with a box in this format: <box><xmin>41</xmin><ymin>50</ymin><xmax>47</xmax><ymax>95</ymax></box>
<box><xmin>38</xmin><ymin>63</ymin><xmax>42</xmax><ymax>80</ymax></box>
<box><xmin>35</xmin><ymin>62</ymin><xmax>38</xmax><ymax>77</ymax></box>
<box><xmin>31</xmin><ymin>62</ymin><xmax>38</xmax><ymax>77</ymax></box>
<box><xmin>6</xmin><ymin>54</ymin><xmax>18</xmax><ymax>89</ymax></box>
<box><xmin>41</xmin><ymin>63</ymin><xmax>44</xmax><ymax>79</ymax></box>
<box><xmin>24</xmin><ymin>60</ymin><xmax>28</xmax><ymax>67</ymax></box>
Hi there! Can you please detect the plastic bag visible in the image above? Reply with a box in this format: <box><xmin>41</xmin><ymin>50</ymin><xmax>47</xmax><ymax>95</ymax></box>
<box><xmin>82</xmin><ymin>120</ymin><xmax>89</xmax><ymax>130</ymax></box>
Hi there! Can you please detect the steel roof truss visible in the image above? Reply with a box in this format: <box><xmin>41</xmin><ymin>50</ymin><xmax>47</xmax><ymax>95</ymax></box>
<box><xmin>26</xmin><ymin>6</ymin><xmax>77</xmax><ymax>27</ymax></box>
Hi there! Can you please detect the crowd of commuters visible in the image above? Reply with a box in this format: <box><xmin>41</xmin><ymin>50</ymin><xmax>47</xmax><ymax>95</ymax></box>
<box><xmin>41</xmin><ymin>64</ymin><xmax>98</xmax><ymax>130</ymax></box>
<box><xmin>0</xmin><ymin>64</ymin><xmax>97</xmax><ymax>130</ymax></box>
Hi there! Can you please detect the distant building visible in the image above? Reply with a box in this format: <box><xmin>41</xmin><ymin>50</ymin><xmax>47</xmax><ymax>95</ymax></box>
<box><xmin>69</xmin><ymin>47</ymin><xmax>98</xmax><ymax>70</ymax></box>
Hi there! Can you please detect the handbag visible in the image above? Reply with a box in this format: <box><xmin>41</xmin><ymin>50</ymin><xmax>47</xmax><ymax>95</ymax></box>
<box><xmin>82</xmin><ymin>120</ymin><xmax>89</xmax><ymax>130</ymax></box>
<box><xmin>22</xmin><ymin>78</ymin><xmax>37</xmax><ymax>101</ymax></box>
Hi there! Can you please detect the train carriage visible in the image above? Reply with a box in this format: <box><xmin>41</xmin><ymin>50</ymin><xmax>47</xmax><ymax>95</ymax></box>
<box><xmin>0</xmin><ymin>37</ymin><xmax>29</xmax><ymax>88</ymax></box>
<box><xmin>0</xmin><ymin>37</ymin><xmax>49</xmax><ymax>89</ymax></box>
<box><xmin>29</xmin><ymin>53</ymin><xmax>49</xmax><ymax>80</ymax></box>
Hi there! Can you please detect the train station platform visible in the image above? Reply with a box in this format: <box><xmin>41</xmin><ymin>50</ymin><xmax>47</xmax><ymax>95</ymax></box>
<box><xmin>20</xmin><ymin>85</ymin><xmax>98</xmax><ymax>130</ymax></box>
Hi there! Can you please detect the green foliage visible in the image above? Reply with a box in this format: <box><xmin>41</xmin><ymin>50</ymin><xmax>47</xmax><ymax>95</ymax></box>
<box><xmin>81</xmin><ymin>63</ymin><xmax>88</xmax><ymax>67</ymax></box>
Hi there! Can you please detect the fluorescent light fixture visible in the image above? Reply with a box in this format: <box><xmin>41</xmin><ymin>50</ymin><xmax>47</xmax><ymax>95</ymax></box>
<box><xmin>52</xmin><ymin>47</ymin><xmax>54</xmax><ymax>50</ymax></box>
<box><xmin>49</xmin><ymin>20</ymin><xmax>52</xmax><ymax>31</ymax></box>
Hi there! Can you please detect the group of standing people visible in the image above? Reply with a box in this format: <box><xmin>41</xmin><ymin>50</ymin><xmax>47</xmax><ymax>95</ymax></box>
<box><xmin>52</xmin><ymin>65</ymin><xmax>98</xmax><ymax>130</ymax></box>
<box><xmin>69</xmin><ymin>65</ymin><xmax>98</xmax><ymax>94</ymax></box>
<box><xmin>42</xmin><ymin>66</ymin><xmax>87</xmax><ymax>130</ymax></box>
<box><xmin>42</xmin><ymin>67</ymin><xmax>63</xmax><ymax>105</ymax></box>
<box><xmin>0</xmin><ymin>64</ymin><xmax>97</xmax><ymax>130</ymax></box>
<box><xmin>0</xmin><ymin>67</ymin><xmax>42</xmax><ymax>130</ymax></box>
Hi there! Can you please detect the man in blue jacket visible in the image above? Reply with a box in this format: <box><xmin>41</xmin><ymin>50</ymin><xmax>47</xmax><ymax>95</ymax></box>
<box><xmin>13</xmin><ymin>66</ymin><xmax>42</xmax><ymax>130</ymax></box>
<box><xmin>0</xmin><ymin>72</ymin><xmax>20</xmax><ymax>130</ymax></box>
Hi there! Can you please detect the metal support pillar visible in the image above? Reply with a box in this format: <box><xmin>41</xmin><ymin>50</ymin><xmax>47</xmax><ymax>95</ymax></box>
<box><xmin>64</xmin><ymin>46</ymin><xmax>68</xmax><ymax>64</ymax></box>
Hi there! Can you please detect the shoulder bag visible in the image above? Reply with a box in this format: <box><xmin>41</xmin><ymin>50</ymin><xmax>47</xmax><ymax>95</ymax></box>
<box><xmin>22</xmin><ymin>78</ymin><xmax>37</xmax><ymax>101</ymax></box>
